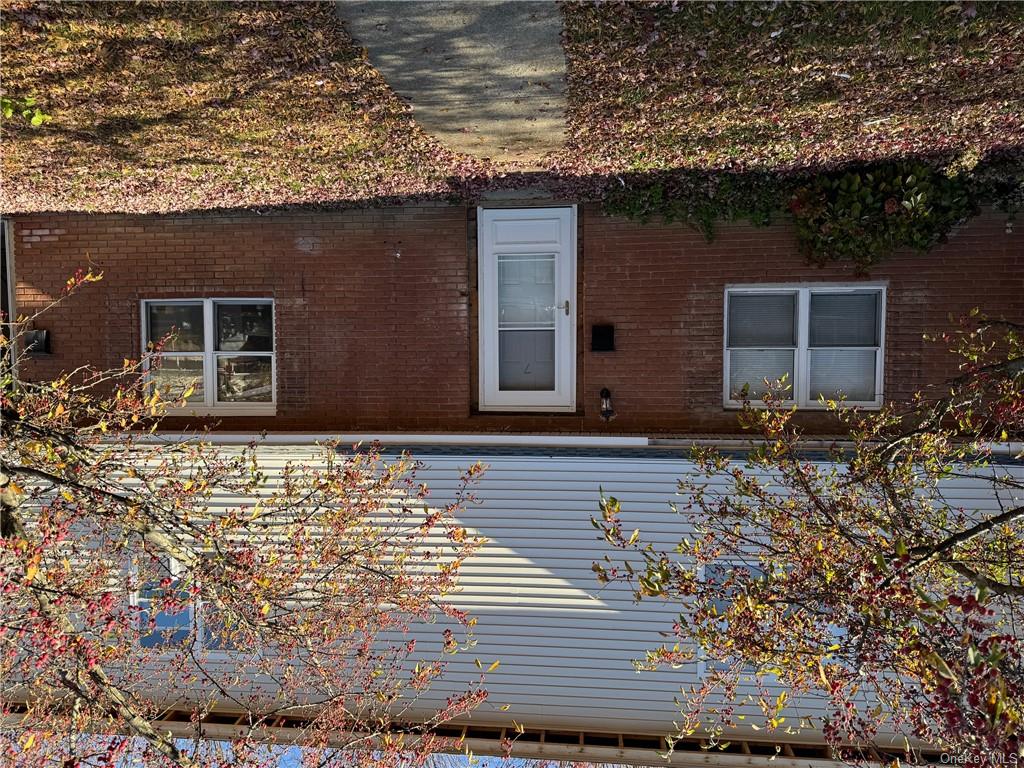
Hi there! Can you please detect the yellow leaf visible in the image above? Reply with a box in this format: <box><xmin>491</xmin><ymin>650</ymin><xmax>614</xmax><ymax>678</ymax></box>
<box><xmin>54</xmin><ymin>403</ymin><xmax>65</xmax><ymax>417</ymax></box>
<box><xmin>260</xmin><ymin>603</ymin><xmax>271</xmax><ymax>616</ymax></box>
<box><xmin>21</xmin><ymin>732</ymin><xmax>35</xmax><ymax>750</ymax></box>
<box><xmin>25</xmin><ymin>556</ymin><xmax>40</xmax><ymax>583</ymax></box>
<box><xmin>487</xmin><ymin>660</ymin><xmax>500</xmax><ymax>672</ymax></box>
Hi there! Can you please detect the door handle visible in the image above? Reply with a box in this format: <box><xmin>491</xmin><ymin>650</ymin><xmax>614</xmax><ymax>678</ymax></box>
<box><xmin>564</xmin><ymin>300</ymin><xmax>570</xmax><ymax>316</ymax></box>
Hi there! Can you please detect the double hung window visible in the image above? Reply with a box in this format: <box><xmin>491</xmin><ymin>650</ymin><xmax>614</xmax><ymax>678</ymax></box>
<box><xmin>142</xmin><ymin>299</ymin><xmax>275</xmax><ymax>414</ymax></box>
<box><xmin>724</xmin><ymin>285</ymin><xmax>885</xmax><ymax>408</ymax></box>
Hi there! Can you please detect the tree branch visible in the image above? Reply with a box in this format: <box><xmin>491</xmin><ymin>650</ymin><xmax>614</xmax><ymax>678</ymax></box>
<box><xmin>3</xmin><ymin>499</ymin><xmax>197</xmax><ymax>767</ymax></box>
<box><xmin>906</xmin><ymin>504</ymin><xmax>1024</xmax><ymax>571</ymax></box>
<box><xmin>947</xmin><ymin>561</ymin><xmax>1024</xmax><ymax>597</ymax></box>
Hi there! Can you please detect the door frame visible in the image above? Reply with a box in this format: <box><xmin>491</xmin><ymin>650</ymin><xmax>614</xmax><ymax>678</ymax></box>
<box><xmin>476</xmin><ymin>205</ymin><xmax>577</xmax><ymax>412</ymax></box>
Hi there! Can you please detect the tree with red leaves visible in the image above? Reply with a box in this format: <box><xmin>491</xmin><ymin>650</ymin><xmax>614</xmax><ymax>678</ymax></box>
<box><xmin>1</xmin><ymin>272</ymin><xmax>487</xmax><ymax>767</ymax></box>
<box><xmin>595</xmin><ymin>312</ymin><xmax>1024</xmax><ymax>764</ymax></box>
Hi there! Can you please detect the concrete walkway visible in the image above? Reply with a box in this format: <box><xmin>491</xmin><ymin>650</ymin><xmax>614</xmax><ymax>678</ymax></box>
<box><xmin>336</xmin><ymin>1</ymin><xmax>566</xmax><ymax>166</ymax></box>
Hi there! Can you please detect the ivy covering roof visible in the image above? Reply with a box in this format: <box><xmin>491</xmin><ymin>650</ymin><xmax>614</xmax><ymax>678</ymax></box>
<box><xmin>2</xmin><ymin>1</ymin><xmax>1022</xmax><ymax>215</ymax></box>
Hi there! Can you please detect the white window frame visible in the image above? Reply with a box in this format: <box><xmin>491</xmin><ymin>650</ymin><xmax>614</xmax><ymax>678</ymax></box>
<box><xmin>140</xmin><ymin>298</ymin><xmax>276</xmax><ymax>416</ymax></box>
<box><xmin>723</xmin><ymin>283</ymin><xmax>886</xmax><ymax>409</ymax></box>
<box><xmin>477</xmin><ymin>206</ymin><xmax>577</xmax><ymax>412</ymax></box>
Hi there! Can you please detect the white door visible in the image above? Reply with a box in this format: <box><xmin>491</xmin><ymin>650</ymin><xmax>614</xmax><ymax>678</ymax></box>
<box><xmin>478</xmin><ymin>206</ymin><xmax>576</xmax><ymax>412</ymax></box>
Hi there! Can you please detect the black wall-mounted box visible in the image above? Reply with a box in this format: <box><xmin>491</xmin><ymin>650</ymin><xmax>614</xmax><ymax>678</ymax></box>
<box><xmin>591</xmin><ymin>324</ymin><xmax>615</xmax><ymax>352</ymax></box>
<box><xmin>24</xmin><ymin>329</ymin><xmax>51</xmax><ymax>355</ymax></box>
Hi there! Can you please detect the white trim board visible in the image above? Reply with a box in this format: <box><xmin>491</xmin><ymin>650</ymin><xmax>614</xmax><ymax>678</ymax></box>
<box><xmin>127</xmin><ymin>433</ymin><xmax>1024</xmax><ymax>458</ymax></box>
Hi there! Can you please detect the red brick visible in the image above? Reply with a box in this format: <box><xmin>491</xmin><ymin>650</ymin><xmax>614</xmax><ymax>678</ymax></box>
<box><xmin>9</xmin><ymin>204</ymin><xmax>1022</xmax><ymax>436</ymax></box>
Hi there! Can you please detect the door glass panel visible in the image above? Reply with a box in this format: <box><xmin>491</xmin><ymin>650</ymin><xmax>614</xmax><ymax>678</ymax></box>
<box><xmin>497</xmin><ymin>252</ymin><xmax>557</xmax><ymax>392</ymax></box>
<box><xmin>498</xmin><ymin>255</ymin><xmax>556</xmax><ymax>328</ymax></box>
<box><xmin>216</xmin><ymin>356</ymin><xmax>273</xmax><ymax>402</ymax></box>
<box><xmin>498</xmin><ymin>330</ymin><xmax>555</xmax><ymax>391</ymax></box>
<box><xmin>216</xmin><ymin>303</ymin><xmax>273</xmax><ymax>351</ymax></box>
<box><xmin>150</xmin><ymin>356</ymin><xmax>204</xmax><ymax>402</ymax></box>
<box><xmin>147</xmin><ymin>303</ymin><xmax>203</xmax><ymax>351</ymax></box>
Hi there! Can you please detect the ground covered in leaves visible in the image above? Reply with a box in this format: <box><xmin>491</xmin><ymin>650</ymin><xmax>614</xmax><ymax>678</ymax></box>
<box><xmin>2</xmin><ymin>1</ymin><xmax>1022</xmax><ymax>214</ymax></box>
<box><xmin>557</xmin><ymin>1</ymin><xmax>1024</xmax><ymax>177</ymax></box>
<box><xmin>0</xmin><ymin>1</ymin><xmax>491</xmax><ymax>214</ymax></box>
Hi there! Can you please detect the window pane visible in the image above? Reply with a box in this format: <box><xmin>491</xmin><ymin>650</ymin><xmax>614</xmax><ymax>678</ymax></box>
<box><xmin>705</xmin><ymin>562</ymin><xmax>766</xmax><ymax>614</ymax></box>
<box><xmin>704</xmin><ymin>562</ymin><xmax>765</xmax><ymax>672</ymax></box>
<box><xmin>810</xmin><ymin>349</ymin><xmax>876</xmax><ymax>401</ymax></box>
<box><xmin>729</xmin><ymin>349</ymin><xmax>794</xmax><ymax>398</ymax></box>
<box><xmin>149</xmin><ymin>356</ymin><xmax>204</xmax><ymax>402</ymax></box>
<box><xmin>809</xmin><ymin>292</ymin><xmax>879</xmax><ymax>347</ymax></box>
<box><xmin>138</xmin><ymin>561</ymin><xmax>192</xmax><ymax>649</ymax></box>
<box><xmin>727</xmin><ymin>293</ymin><xmax>796</xmax><ymax>347</ymax></box>
<box><xmin>217</xmin><ymin>356</ymin><xmax>273</xmax><ymax>402</ymax></box>
<box><xmin>139</xmin><ymin>605</ymin><xmax>192</xmax><ymax>649</ymax></box>
<box><xmin>203</xmin><ymin>605</ymin><xmax>239</xmax><ymax>651</ymax></box>
<box><xmin>498</xmin><ymin>256</ymin><xmax>556</xmax><ymax>328</ymax></box>
<box><xmin>216</xmin><ymin>303</ymin><xmax>273</xmax><ymax>352</ymax></box>
<box><xmin>147</xmin><ymin>303</ymin><xmax>204</xmax><ymax>352</ymax></box>
<box><xmin>498</xmin><ymin>330</ymin><xmax>555</xmax><ymax>391</ymax></box>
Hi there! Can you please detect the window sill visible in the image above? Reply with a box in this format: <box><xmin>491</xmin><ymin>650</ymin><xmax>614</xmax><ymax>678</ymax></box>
<box><xmin>723</xmin><ymin>400</ymin><xmax>882</xmax><ymax>411</ymax></box>
<box><xmin>163</xmin><ymin>406</ymin><xmax>277</xmax><ymax>418</ymax></box>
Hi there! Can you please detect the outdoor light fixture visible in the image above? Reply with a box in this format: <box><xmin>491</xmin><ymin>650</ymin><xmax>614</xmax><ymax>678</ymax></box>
<box><xmin>599</xmin><ymin>388</ymin><xmax>616</xmax><ymax>422</ymax></box>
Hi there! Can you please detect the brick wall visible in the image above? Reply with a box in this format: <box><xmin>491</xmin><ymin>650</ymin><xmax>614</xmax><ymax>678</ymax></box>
<box><xmin>10</xmin><ymin>203</ymin><xmax>1023</xmax><ymax>436</ymax></box>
